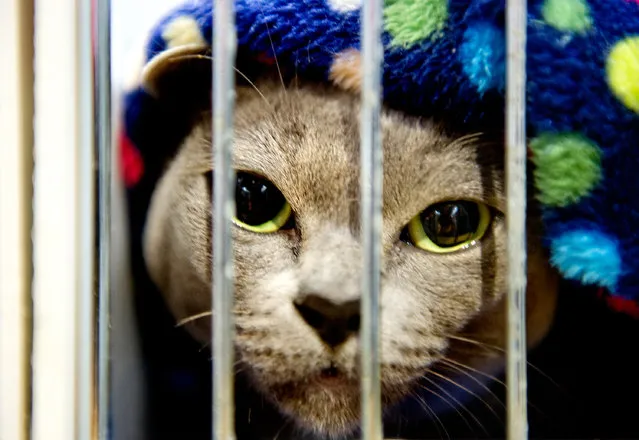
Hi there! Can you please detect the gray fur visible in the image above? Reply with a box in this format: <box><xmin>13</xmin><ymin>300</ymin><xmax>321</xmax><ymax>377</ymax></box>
<box><xmin>142</xmin><ymin>71</ymin><xmax>558</xmax><ymax>437</ymax></box>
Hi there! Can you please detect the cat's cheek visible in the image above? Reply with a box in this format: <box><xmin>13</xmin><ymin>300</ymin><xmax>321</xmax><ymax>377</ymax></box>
<box><xmin>378</xmin><ymin>282</ymin><xmax>447</xmax><ymax>377</ymax></box>
<box><xmin>233</xmin><ymin>269</ymin><xmax>331</xmax><ymax>384</ymax></box>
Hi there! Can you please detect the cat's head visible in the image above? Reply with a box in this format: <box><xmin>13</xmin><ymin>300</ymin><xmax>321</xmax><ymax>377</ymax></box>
<box><xmin>140</xmin><ymin>47</ymin><xmax>558</xmax><ymax>437</ymax></box>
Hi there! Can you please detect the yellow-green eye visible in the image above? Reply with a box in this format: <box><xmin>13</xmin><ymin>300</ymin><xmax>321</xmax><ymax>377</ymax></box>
<box><xmin>403</xmin><ymin>201</ymin><xmax>492</xmax><ymax>253</ymax></box>
<box><xmin>233</xmin><ymin>171</ymin><xmax>293</xmax><ymax>233</ymax></box>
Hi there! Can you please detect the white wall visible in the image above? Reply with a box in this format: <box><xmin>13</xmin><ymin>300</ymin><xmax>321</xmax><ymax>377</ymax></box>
<box><xmin>112</xmin><ymin>0</ymin><xmax>182</xmax><ymax>85</ymax></box>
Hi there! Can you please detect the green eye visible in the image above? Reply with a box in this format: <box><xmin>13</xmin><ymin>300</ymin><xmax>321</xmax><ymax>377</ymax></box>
<box><xmin>233</xmin><ymin>172</ymin><xmax>293</xmax><ymax>233</ymax></box>
<box><xmin>403</xmin><ymin>201</ymin><xmax>491</xmax><ymax>253</ymax></box>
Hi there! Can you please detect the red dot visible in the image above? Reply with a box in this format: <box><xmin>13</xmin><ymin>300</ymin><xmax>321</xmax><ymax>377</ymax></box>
<box><xmin>599</xmin><ymin>288</ymin><xmax>639</xmax><ymax>319</ymax></box>
<box><xmin>119</xmin><ymin>131</ymin><xmax>144</xmax><ymax>188</ymax></box>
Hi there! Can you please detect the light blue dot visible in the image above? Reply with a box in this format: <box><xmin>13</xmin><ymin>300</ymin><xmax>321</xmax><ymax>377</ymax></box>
<box><xmin>459</xmin><ymin>23</ymin><xmax>506</xmax><ymax>95</ymax></box>
<box><xmin>550</xmin><ymin>228</ymin><xmax>622</xmax><ymax>291</ymax></box>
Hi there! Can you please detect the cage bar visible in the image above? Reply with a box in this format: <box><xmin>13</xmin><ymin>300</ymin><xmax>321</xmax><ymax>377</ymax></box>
<box><xmin>505</xmin><ymin>0</ymin><xmax>529</xmax><ymax>439</ymax></box>
<box><xmin>0</xmin><ymin>0</ymin><xmax>34</xmax><ymax>438</ymax></box>
<box><xmin>78</xmin><ymin>0</ymin><xmax>97</xmax><ymax>435</ymax></box>
<box><xmin>359</xmin><ymin>0</ymin><xmax>384</xmax><ymax>438</ymax></box>
<box><xmin>212</xmin><ymin>0</ymin><xmax>238</xmax><ymax>438</ymax></box>
<box><xmin>31</xmin><ymin>0</ymin><xmax>96</xmax><ymax>438</ymax></box>
<box><xmin>96</xmin><ymin>0</ymin><xmax>113</xmax><ymax>437</ymax></box>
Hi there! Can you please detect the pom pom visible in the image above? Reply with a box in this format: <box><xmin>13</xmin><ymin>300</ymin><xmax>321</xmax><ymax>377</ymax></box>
<box><xmin>529</xmin><ymin>132</ymin><xmax>602</xmax><ymax>207</ymax></box>
<box><xmin>606</xmin><ymin>36</ymin><xmax>639</xmax><ymax>114</ymax></box>
<box><xmin>119</xmin><ymin>132</ymin><xmax>144</xmax><ymax>188</ymax></box>
<box><xmin>459</xmin><ymin>23</ymin><xmax>505</xmax><ymax>95</ymax></box>
<box><xmin>162</xmin><ymin>15</ymin><xmax>206</xmax><ymax>49</ymax></box>
<box><xmin>550</xmin><ymin>229</ymin><xmax>622</xmax><ymax>292</ymax></box>
<box><xmin>329</xmin><ymin>49</ymin><xmax>362</xmax><ymax>93</ymax></box>
<box><xmin>604</xmin><ymin>293</ymin><xmax>639</xmax><ymax>319</ymax></box>
<box><xmin>541</xmin><ymin>0</ymin><xmax>593</xmax><ymax>33</ymax></box>
<box><xmin>327</xmin><ymin>0</ymin><xmax>361</xmax><ymax>13</ymax></box>
<box><xmin>384</xmin><ymin>0</ymin><xmax>448</xmax><ymax>47</ymax></box>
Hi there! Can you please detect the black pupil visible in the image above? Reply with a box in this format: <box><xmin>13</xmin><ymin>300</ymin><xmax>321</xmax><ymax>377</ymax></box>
<box><xmin>421</xmin><ymin>201</ymin><xmax>480</xmax><ymax>247</ymax></box>
<box><xmin>235</xmin><ymin>172</ymin><xmax>286</xmax><ymax>226</ymax></box>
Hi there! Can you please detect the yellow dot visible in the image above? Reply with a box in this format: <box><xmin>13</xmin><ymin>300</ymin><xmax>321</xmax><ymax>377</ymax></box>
<box><xmin>162</xmin><ymin>16</ymin><xmax>206</xmax><ymax>49</ymax></box>
<box><xmin>607</xmin><ymin>36</ymin><xmax>639</xmax><ymax>114</ymax></box>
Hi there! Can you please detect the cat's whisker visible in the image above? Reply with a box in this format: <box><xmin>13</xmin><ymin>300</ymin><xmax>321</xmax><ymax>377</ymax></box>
<box><xmin>417</xmin><ymin>383</ymin><xmax>476</xmax><ymax>435</ymax></box>
<box><xmin>446</xmin><ymin>334</ymin><xmax>562</xmax><ymax>391</ymax></box>
<box><xmin>438</xmin><ymin>361</ymin><xmax>505</xmax><ymax>404</ymax></box>
<box><xmin>175</xmin><ymin>310</ymin><xmax>214</xmax><ymax>327</ymax></box>
<box><xmin>254</xmin><ymin>3</ymin><xmax>286</xmax><ymax>94</ymax></box>
<box><xmin>169</xmin><ymin>53</ymin><xmax>272</xmax><ymax>107</ymax></box>
<box><xmin>440</xmin><ymin>357</ymin><xmax>506</xmax><ymax>388</ymax></box>
<box><xmin>427</xmin><ymin>366</ymin><xmax>504</xmax><ymax>423</ymax></box>
<box><xmin>421</xmin><ymin>374</ymin><xmax>490</xmax><ymax>436</ymax></box>
<box><xmin>272</xmin><ymin>418</ymin><xmax>293</xmax><ymax>440</ymax></box>
<box><xmin>198</xmin><ymin>341</ymin><xmax>211</xmax><ymax>352</ymax></box>
<box><xmin>440</xmin><ymin>359</ymin><xmax>547</xmax><ymax>417</ymax></box>
<box><xmin>445</xmin><ymin>132</ymin><xmax>489</xmax><ymax>151</ymax></box>
<box><xmin>207</xmin><ymin>358</ymin><xmax>245</xmax><ymax>375</ymax></box>
<box><xmin>410</xmin><ymin>392</ymin><xmax>450</xmax><ymax>440</ymax></box>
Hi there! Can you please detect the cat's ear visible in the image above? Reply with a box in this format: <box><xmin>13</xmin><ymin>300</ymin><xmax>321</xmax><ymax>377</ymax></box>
<box><xmin>141</xmin><ymin>44</ymin><xmax>213</xmax><ymax>112</ymax></box>
<box><xmin>140</xmin><ymin>44</ymin><xmax>292</xmax><ymax>108</ymax></box>
<box><xmin>141</xmin><ymin>43</ymin><xmax>308</xmax><ymax>110</ymax></box>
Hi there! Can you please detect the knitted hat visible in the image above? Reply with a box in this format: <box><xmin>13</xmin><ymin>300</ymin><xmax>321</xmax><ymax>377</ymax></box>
<box><xmin>119</xmin><ymin>0</ymin><xmax>639</xmax><ymax>317</ymax></box>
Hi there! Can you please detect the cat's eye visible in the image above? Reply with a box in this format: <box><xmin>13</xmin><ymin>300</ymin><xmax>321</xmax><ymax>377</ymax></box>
<box><xmin>233</xmin><ymin>171</ymin><xmax>293</xmax><ymax>233</ymax></box>
<box><xmin>402</xmin><ymin>201</ymin><xmax>492</xmax><ymax>253</ymax></box>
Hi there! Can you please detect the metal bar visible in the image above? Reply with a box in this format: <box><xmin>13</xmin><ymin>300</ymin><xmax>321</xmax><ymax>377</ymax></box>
<box><xmin>0</xmin><ymin>0</ymin><xmax>34</xmax><ymax>438</ymax></box>
<box><xmin>78</xmin><ymin>0</ymin><xmax>97</xmax><ymax>436</ymax></box>
<box><xmin>212</xmin><ymin>0</ymin><xmax>237</xmax><ymax>438</ymax></box>
<box><xmin>505</xmin><ymin>0</ymin><xmax>529</xmax><ymax>438</ymax></box>
<box><xmin>359</xmin><ymin>0</ymin><xmax>384</xmax><ymax>437</ymax></box>
<box><xmin>31</xmin><ymin>0</ymin><xmax>96</xmax><ymax>437</ymax></box>
<box><xmin>96</xmin><ymin>0</ymin><xmax>113</xmax><ymax>437</ymax></box>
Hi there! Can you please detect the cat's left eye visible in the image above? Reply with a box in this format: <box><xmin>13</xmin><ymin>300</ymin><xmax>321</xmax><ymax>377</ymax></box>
<box><xmin>233</xmin><ymin>171</ymin><xmax>293</xmax><ymax>233</ymax></box>
<box><xmin>401</xmin><ymin>200</ymin><xmax>492</xmax><ymax>253</ymax></box>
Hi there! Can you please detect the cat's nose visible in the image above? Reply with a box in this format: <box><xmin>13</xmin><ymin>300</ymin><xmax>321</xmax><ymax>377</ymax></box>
<box><xmin>293</xmin><ymin>294</ymin><xmax>360</xmax><ymax>348</ymax></box>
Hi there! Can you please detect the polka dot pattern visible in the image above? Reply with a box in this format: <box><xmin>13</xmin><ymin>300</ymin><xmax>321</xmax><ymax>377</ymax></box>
<box><xmin>459</xmin><ymin>23</ymin><xmax>505</xmax><ymax>95</ymax></box>
<box><xmin>162</xmin><ymin>16</ymin><xmax>206</xmax><ymax>49</ymax></box>
<box><xmin>329</xmin><ymin>49</ymin><xmax>362</xmax><ymax>92</ymax></box>
<box><xmin>121</xmin><ymin>0</ymin><xmax>639</xmax><ymax>312</ymax></box>
<box><xmin>384</xmin><ymin>0</ymin><xmax>448</xmax><ymax>47</ymax></box>
<box><xmin>550</xmin><ymin>229</ymin><xmax>621</xmax><ymax>291</ymax></box>
<box><xmin>529</xmin><ymin>132</ymin><xmax>602</xmax><ymax>207</ymax></box>
<box><xmin>606</xmin><ymin>36</ymin><xmax>639</xmax><ymax>114</ymax></box>
<box><xmin>541</xmin><ymin>0</ymin><xmax>593</xmax><ymax>33</ymax></box>
<box><xmin>327</xmin><ymin>0</ymin><xmax>361</xmax><ymax>13</ymax></box>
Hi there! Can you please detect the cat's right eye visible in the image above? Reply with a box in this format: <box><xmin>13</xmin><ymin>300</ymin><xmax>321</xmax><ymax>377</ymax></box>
<box><xmin>400</xmin><ymin>200</ymin><xmax>492</xmax><ymax>253</ymax></box>
<box><xmin>232</xmin><ymin>171</ymin><xmax>293</xmax><ymax>233</ymax></box>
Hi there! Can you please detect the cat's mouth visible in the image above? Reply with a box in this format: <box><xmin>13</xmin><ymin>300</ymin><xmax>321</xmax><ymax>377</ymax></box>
<box><xmin>321</xmin><ymin>365</ymin><xmax>340</xmax><ymax>378</ymax></box>
<box><xmin>263</xmin><ymin>360</ymin><xmax>359</xmax><ymax>399</ymax></box>
<box><xmin>313</xmin><ymin>364</ymin><xmax>352</xmax><ymax>389</ymax></box>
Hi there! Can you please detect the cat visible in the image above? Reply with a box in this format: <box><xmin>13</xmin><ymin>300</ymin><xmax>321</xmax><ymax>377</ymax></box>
<box><xmin>138</xmin><ymin>48</ymin><xmax>558</xmax><ymax>439</ymax></box>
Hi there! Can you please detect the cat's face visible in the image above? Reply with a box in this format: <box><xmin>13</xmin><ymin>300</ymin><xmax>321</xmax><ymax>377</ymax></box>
<box><xmin>142</xmin><ymin>73</ymin><xmax>557</xmax><ymax>437</ymax></box>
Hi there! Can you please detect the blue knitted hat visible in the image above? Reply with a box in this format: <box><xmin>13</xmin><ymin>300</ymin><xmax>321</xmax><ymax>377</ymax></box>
<box><xmin>119</xmin><ymin>0</ymin><xmax>639</xmax><ymax>316</ymax></box>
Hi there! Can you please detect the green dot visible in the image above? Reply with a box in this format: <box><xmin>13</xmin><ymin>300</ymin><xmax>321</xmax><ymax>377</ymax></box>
<box><xmin>384</xmin><ymin>0</ymin><xmax>448</xmax><ymax>48</ymax></box>
<box><xmin>541</xmin><ymin>0</ymin><xmax>592</xmax><ymax>33</ymax></box>
<box><xmin>530</xmin><ymin>132</ymin><xmax>602</xmax><ymax>207</ymax></box>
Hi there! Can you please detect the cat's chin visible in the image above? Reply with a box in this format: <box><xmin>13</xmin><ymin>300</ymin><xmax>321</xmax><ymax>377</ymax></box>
<box><xmin>269</xmin><ymin>378</ymin><xmax>361</xmax><ymax>439</ymax></box>
<box><xmin>255</xmin><ymin>371</ymin><xmax>412</xmax><ymax>439</ymax></box>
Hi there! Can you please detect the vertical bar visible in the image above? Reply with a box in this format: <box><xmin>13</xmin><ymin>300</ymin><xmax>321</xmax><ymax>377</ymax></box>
<box><xmin>359</xmin><ymin>0</ymin><xmax>384</xmax><ymax>437</ymax></box>
<box><xmin>0</xmin><ymin>0</ymin><xmax>34</xmax><ymax>438</ymax></box>
<box><xmin>96</xmin><ymin>0</ymin><xmax>113</xmax><ymax>437</ymax></box>
<box><xmin>78</xmin><ymin>0</ymin><xmax>97</xmax><ymax>435</ymax></box>
<box><xmin>31</xmin><ymin>0</ymin><xmax>96</xmax><ymax>437</ymax></box>
<box><xmin>212</xmin><ymin>0</ymin><xmax>237</xmax><ymax>438</ymax></box>
<box><xmin>505</xmin><ymin>0</ymin><xmax>528</xmax><ymax>439</ymax></box>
